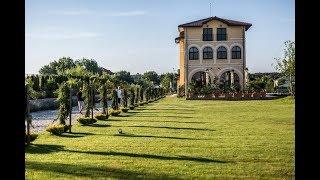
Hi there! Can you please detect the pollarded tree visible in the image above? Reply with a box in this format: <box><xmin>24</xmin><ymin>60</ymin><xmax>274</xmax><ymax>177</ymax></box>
<box><xmin>111</xmin><ymin>89</ymin><xmax>119</xmax><ymax>110</ymax></box>
<box><xmin>25</xmin><ymin>83</ymin><xmax>32</xmax><ymax>145</ymax></box>
<box><xmin>98</xmin><ymin>83</ymin><xmax>108</xmax><ymax>114</ymax></box>
<box><xmin>122</xmin><ymin>88</ymin><xmax>128</xmax><ymax>108</ymax></box>
<box><xmin>145</xmin><ymin>87</ymin><xmax>151</xmax><ymax>102</ymax></box>
<box><xmin>134</xmin><ymin>85</ymin><xmax>140</xmax><ymax>105</ymax></box>
<box><xmin>139</xmin><ymin>86</ymin><xmax>144</xmax><ymax>103</ymax></box>
<box><xmin>57</xmin><ymin>82</ymin><xmax>71</xmax><ymax>125</ymax></box>
<box><xmin>129</xmin><ymin>86</ymin><xmax>135</xmax><ymax>107</ymax></box>
<box><xmin>83</xmin><ymin>80</ymin><xmax>93</xmax><ymax>117</ymax></box>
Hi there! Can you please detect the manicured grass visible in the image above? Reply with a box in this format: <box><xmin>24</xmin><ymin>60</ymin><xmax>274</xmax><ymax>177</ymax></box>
<box><xmin>26</xmin><ymin>97</ymin><xmax>295</xmax><ymax>179</ymax></box>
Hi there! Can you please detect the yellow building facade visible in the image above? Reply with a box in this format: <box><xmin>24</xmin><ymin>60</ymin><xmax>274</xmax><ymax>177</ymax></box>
<box><xmin>175</xmin><ymin>16</ymin><xmax>252</xmax><ymax>95</ymax></box>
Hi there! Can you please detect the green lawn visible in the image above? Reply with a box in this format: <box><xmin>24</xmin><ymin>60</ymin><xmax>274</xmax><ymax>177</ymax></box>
<box><xmin>26</xmin><ymin>97</ymin><xmax>295</xmax><ymax>179</ymax></box>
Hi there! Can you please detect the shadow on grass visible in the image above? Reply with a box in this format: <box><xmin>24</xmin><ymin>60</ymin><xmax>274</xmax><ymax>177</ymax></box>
<box><xmin>123</xmin><ymin>120</ymin><xmax>208</xmax><ymax>124</ymax></box>
<box><xmin>137</xmin><ymin>108</ymin><xmax>195</xmax><ymax>111</ymax></box>
<box><xmin>57</xmin><ymin>134</ymin><xmax>87</xmax><ymax>138</ymax></box>
<box><xmin>103</xmin><ymin>119</ymin><xmax>130</xmax><ymax>122</ymax></box>
<box><xmin>65</xmin><ymin>149</ymin><xmax>229</xmax><ymax>164</ymax></box>
<box><xmin>112</xmin><ymin>125</ymin><xmax>214</xmax><ymax>131</ymax></box>
<box><xmin>26</xmin><ymin>144</ymin><xmax>229</xmax><ymax>164</ymax></box>
<box><xmin>113</xmin><ymin>133</ymin><xmax>211</xmax><ymax>140</ymax></box>
<box><xmin>68</xmin><ymin>132</ymin><xmax>95</xmax><ymax>135</ymax></box>
<box><xmin>128</xmin><ymin>111</ymin><xmax>195</xmax><ymax>115</ymax></box>
<box><xmin>26</xmin><ymin>161</ymin><xmax>182</xmax><ymax>179</ymax></box>
<box><xmin>87</xmin><ymin>124</ymin><xmax>111</xmax><ymax>127</ymax></box>
<box><xmin>25</xmin><ymin>144</ymin><xmax>65</xmax><ymax>154</ymax></box>
<box><xmin>116</xmin><ymin>114</ymin><xmax>133</xmax><ymax>117</ymax></box>
<box><xmin>134</xmin><ymin>115</ymin><xmax>194</xmax><ymax>119</ymax></box>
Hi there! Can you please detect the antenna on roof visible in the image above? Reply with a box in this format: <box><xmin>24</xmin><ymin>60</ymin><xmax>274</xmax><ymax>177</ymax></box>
<box><xmin>210</xmin><ymin>2</ymin><xmax>213</xmax><ymax>17</ymax></box>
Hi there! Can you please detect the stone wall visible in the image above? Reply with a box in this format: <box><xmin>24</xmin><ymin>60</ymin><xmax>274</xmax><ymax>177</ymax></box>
<box><xmin>29</xmin><ymin>96</ymin><xmax>100</xmax><ymax>112</ymax></box>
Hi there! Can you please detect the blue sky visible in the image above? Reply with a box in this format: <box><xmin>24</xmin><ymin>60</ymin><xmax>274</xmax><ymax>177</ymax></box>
<box><xmin>26</xmin><ymin>0</ymin><xmax>295</xmax><ymax>74</ymax></box>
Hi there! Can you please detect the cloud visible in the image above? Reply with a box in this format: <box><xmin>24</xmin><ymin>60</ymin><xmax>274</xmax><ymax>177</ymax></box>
<box><xmin>49</xmin><ymin>9</ymin><xmax>147</xmax><ymax>17</ymax></box>
<box><xmin>49</xmin><ymin>10</ymin><xmax>92</xmax><ymax>15</ymax></box>
<box><xmin>106</xmin><ymin>11</ymin><xmax>147</xmax><ymax>17</ymax></box>
<box><xmin>26</xmin><ymin>32</ymin><xmax>102</xmax><ymax>39</ymax></box>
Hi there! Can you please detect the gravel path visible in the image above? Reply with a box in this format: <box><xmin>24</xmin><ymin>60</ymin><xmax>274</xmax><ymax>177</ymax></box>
<box><xmin>27</xmin><ymin>102</ymin><xmax>110</xmax><ymax>133</ymax></box>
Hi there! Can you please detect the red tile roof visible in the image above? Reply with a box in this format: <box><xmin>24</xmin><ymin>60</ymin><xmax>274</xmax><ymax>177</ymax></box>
<box><xmin>178</xmin><ymin>16</ymin><xmax>252</xmax><ymax>31</ymax></box>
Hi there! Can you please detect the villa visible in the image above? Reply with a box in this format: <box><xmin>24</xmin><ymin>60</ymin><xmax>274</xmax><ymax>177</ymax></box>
<box><xmin>175</xmin><ymin>16</ymin><xmax>252</xmax><ymax>95</ymax></box>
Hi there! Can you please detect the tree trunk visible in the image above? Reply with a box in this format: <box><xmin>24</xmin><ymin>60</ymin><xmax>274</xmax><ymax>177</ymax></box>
<box><xmin>26</xmin><ymin>93</ymin><xmax>31</xmax><ymax>146</ymax></box>
<box><xmin>69</xmin><ymin>88</ymin><xmax>72</xmax><ymax>133</ymax></box>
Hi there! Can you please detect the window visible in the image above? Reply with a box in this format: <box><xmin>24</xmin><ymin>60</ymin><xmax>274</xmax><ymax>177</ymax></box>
<box><xmin>217</xmin><ymin>28</ymin><xmax>227</xmax><ymax>41</ymax></box>
<box><xmin>203</xmin><ymin>47</ymin><xmax>213</xmax><ymax>59</ymax></box>
<box><xmin>189</xmin><ymin>47</ymin><xmax>199</xmax><ymax>60</ymax></box>
<box><xmin>203</xmin><ymin>28</ymin><xmax>213</xmax><ymax>41</ymax></box>
<box><xmin>217</xmin><ymin>46</ymin><xmax>227</xmax><ymax>59</ymax></box>
<box><xmin>232</xmin><ymin>46</ymin><xmax>241</xmax><ymax>59</ymax></box>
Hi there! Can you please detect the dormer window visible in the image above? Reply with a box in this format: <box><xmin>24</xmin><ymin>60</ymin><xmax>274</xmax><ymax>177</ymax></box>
<box><xmin>217</xmin><ymin>28</ymin><xmax>227</xmax><ymax>41</ymax></box>
<box><xmin>203</xmin><ymin>28</ymin><xmax>213</xmax><ymax>41</ymax></box>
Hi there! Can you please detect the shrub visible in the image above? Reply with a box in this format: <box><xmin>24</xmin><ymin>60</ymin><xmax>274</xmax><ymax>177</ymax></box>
<box><xmin>129</xmin><ymin>105</ymin><xmax>135</xmax><ymax>110</ymax></box>
<box><xmin>94</xmin><ymin>113</ymin><xmax>109</xmax><ymax>120</ymax></box>
<box><xmin>111</xmin><ymin>89</ymin><xmax>119</xmax><ymax>110</ymax></box>
<box><xmin>121</xmin><ymin>108</ymin><xmax>129</xmax><ymax>113</ymax></box>
<box><xmin>64</xmin><ymin>124</ymin><xmax>72</xmax><ymax>132</ymax></box>
<box><xmin>57</xmin><ymin>82</ymin><xmax>71</xmax><ymax>125</ymax></box>
<box><xmin>25</xmin><ymin>133</ymin><xmax>38</xmax><ymax>143</ymax></box>
<box><xmin>77</xmin><ymin>117</ymin><xmax>97</xmax><ymax>125</ymax></box>
<box><xmin>46</xmin><ymin>124</ymin><xmax>65</xmax><ymax>135</ymax></box>
<box><xmin>177</xmin><ymin>85</ymin><xmax>185</xmax><ymax>97</ymax></box>
<box><xmin>109</xmin><ymin>109</ymin><xmax>121</xmax><ymax>116</ymax></box>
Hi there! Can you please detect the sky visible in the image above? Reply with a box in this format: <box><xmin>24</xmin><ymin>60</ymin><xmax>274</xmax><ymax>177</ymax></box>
<box><xmin>25</xmin><ymin>0</ymin><xmax>295</xmax><ymax>74</ymax></box>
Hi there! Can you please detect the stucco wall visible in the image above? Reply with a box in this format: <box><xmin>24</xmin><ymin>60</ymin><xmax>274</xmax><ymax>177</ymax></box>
<box><xmin>177</xmin><ymin>18</ymin><xmax>246</xmax><ymax>89</ymax></box>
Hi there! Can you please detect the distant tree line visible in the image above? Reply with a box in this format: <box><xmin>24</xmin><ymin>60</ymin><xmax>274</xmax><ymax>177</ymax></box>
<box><xmin>26</xmin><ymin>57</ymin><xmax>177</xmax><ymax>100</ymax></box>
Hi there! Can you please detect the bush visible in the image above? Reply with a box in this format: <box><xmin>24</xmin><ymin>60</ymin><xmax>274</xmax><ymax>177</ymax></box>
<box><xmin>64</xmin><ymin>124</ymin><xmax>72</xmax><ymax>132</ymax></box>
<box><xmin>77</xmin><ymin>117</ymin><xmax>97</xmax><ymax>125</ymax></box>
<box><xmin>94</xmin><ymin>113</ymin><xmax>109</xmax><ymax>120</ymax></box>
<box><xmin>46</xmin><ymin>124</ymin><xmax>65</xmax><ymax>135</ymax></box>
<box><xmin>109</xmin><ymin>109</ymin><xmax>121</xmax><ymax>116</ymax></box>
<box><xmin>25</xmin><ymin>133</ymin><xmax>38</xmax><ymax>143</ymax></box>
<box><xmin>129</xmin><ymin>105</ymin><xmax>135</xmax><ymax>110</ymax></box>
<box><xmin>121</xmin><ymin>108</ymin><xmax>129</xmax><ymax>113</ymax></box>
<box><xmin>178</xmin><ymin>85</ymin><xmax>185</xmax><ymax>97</ymax></box>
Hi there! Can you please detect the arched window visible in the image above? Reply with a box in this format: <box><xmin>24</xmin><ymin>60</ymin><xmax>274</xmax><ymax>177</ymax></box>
<box><xmin>203</xmin><ymin>47</ymin><xmax>213</xmax><ymax>59</ymax></box>
<box><xmin>189</xmin><ymin>47</ymin><xmax>199</xmax><ymax>60</ymax></box>
<box><xmin>217</xmin><ymin>46</ymin><xmax>227</xmax><ymax>59</ymax></box>
<box><xmin>232</xmin><ymin>46</ymin><xmax>241</xmax><ymax>59</ymax></box>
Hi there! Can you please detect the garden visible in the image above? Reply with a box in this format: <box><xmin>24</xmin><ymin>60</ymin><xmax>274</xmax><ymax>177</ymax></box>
<box><xmin>25</xmin><ymin>96</ymin><xmax>294</xmax><ymax>179</ymax></box>
<box><xmin>25</xmin><ymin>46</ymin><xmax>295</xmax><ymax>178</ymax></box>
<box><xmin>25</xmin><ymin>57</ymin><xmax>168</xmax><ymax>145</ymax></box>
